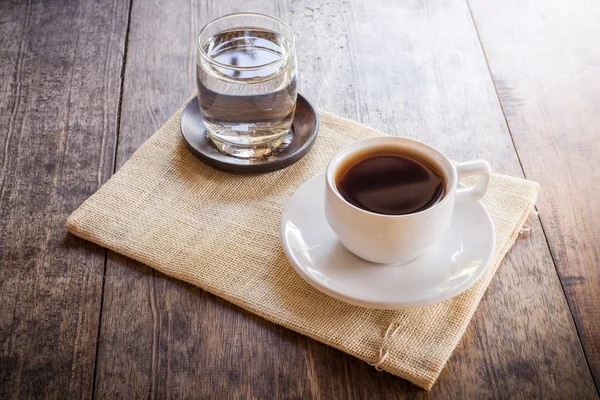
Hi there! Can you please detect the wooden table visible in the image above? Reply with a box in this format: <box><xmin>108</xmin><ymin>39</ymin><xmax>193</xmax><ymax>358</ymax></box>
<box><xmin>1</xmin><ymin>0</ymin><xmax>599</xmax><ymax>398</ymax></box>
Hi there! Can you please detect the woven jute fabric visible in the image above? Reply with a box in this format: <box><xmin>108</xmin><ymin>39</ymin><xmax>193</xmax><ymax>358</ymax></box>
<box><xmin>67</xmin><ymin>99</ymin><xmax>539</xmax><ymax>390</ymax></box>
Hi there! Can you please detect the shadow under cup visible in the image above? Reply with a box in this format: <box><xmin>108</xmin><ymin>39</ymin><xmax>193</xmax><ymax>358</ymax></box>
<box><xmin>196</xmin><ymin>13</ymin><xmax>298</xmax><ymax>159</ymax></box>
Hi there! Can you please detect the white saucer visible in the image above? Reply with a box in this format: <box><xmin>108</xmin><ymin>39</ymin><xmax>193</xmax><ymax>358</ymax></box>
<box><xmin>280</xmin><ymin>174</ymin><xmax>496</xmax><ymax>309</ymax></box>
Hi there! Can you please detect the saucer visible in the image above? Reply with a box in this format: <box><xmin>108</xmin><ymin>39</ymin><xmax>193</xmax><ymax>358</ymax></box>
<box><xmin>280</xmin><ymin>174</ymin><xmax>496</xmax><ymax>309</ymax></box>
<box><xmin>180</xmin><ymin>94</ymin><xmax>319</xmax><ymax>174</ymax></box>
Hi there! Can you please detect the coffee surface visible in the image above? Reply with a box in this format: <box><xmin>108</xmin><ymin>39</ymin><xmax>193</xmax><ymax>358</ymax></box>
<box><xmin>336</xmin><ymin>153</ymin><xmax>445</xmax><ymax>215</ymax></box>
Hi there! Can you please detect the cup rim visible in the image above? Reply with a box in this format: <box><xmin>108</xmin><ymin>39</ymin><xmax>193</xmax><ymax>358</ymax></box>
<box><xmin>197</xmin><ymin>12</ymin><xmax>296</xmax><ymax>71</ymax></box>
<box><xmin>325</xmin><ymin>137</ymin><xmax>457</xmax><ymax>219</ymax></box>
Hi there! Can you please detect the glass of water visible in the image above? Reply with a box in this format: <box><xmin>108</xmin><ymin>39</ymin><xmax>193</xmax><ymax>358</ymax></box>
<box><xmin>197</xmin><ymin>13</ymin><xmax>297</xmax><ymax>158</ymax></box>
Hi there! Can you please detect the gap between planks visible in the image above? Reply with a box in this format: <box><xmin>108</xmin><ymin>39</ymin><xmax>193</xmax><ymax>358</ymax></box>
<box><xmin>90</xmin><ymin>0</ymin><xmax>135</xmax><ymax>398</ymax></box>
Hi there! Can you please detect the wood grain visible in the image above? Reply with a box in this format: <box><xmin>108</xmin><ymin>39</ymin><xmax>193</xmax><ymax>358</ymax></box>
<box><xmin>0</xmin><ymin>0</ymin><xmax>129</xmax><ymax>398</ymax></box>
<box><xmin>468</xmin><ymin>0</ymin><xmax>600</xmax><ymax>389</ymax></box>
<box><xmin>342</xmin><ymin>0</ymin><xmax>596</xmax><ymax>398</ymax></box>
<box><xmin>90</xmin><ymin>0</ymin><xmax>597</xmax><ymax>399</ymax></box>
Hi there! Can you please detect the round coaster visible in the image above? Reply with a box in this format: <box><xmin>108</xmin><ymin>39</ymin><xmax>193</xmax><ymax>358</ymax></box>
<box><xmin>180</xmin><ymin>94</ymin><xmax>319</xmax><ymax>174</ymax></box>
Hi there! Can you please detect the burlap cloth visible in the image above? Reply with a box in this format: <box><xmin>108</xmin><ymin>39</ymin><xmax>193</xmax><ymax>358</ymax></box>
<box><xmin>67</xmin><ymin>99</ymin><xmax>539</xmax><ymax>390</ymax></box>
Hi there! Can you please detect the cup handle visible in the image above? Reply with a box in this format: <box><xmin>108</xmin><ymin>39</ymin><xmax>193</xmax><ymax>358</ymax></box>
<box><xmin>455</xmin><ymin>160</ymin><xmax>492</xmax><ymax>203</ymax></box>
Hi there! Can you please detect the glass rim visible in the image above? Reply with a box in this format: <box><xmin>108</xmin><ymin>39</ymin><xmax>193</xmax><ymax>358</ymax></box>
<box><xmin>197</xmin><ymin>12</ymin><xmax>296</xmax><ymax>71</ymax></box>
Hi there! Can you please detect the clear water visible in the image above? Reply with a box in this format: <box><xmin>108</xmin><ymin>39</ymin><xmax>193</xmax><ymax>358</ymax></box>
<box><xmin>197</xmin><ymin>28</ymin><xmax>297</xmax><ymax>158</ymax></box>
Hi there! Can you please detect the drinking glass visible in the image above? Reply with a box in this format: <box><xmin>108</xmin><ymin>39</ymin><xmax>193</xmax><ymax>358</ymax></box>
<box><xmin>197</xmin><ymin>13</ymin><xmax>297</xmax><ymax>158</ymax></box>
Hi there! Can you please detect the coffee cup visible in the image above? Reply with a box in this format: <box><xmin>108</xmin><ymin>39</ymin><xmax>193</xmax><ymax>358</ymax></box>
<box><xmin>324</xmin><ymin>137</ymin><xmax>491</xmax><ymax>264</ymax></box>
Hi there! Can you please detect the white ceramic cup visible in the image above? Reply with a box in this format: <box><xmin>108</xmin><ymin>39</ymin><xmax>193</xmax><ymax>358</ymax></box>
<box><xmin>324</xmin><ymin>137</ymin><xmax>492</xmax><ymax>264</ymax></box>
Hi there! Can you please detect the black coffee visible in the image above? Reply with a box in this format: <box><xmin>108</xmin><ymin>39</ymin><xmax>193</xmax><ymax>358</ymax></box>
<box><xmin>335</xmin><ymin>151</ymin><xmax>446</xmax><ymax>215</ymax></box>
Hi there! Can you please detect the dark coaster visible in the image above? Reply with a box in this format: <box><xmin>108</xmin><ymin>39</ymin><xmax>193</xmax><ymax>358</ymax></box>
<box><xmin>180</xmin><ymin>94</ymin><xmax>319</xmax><ymax>174</ymax></box>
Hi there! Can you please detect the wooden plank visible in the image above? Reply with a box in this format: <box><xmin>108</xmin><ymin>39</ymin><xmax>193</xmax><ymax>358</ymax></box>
<box><xmin>341</xmin><ymin>1</ymin><xmax>596</xmax><ymax>398</ymax></box>
<box><xmin>0</xmin><ymin>0</ymin><xmax>129</xmax><ymax>398</ymax></box>
<box><xmin>468</xmin><ymin>0</ymin><xmax>600</xmax><ymax>389</ymax></box>
<box><xmin>94</xmin><ymin>0</ymin><xmax>596</xmax><ymax>398</ymax></box>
